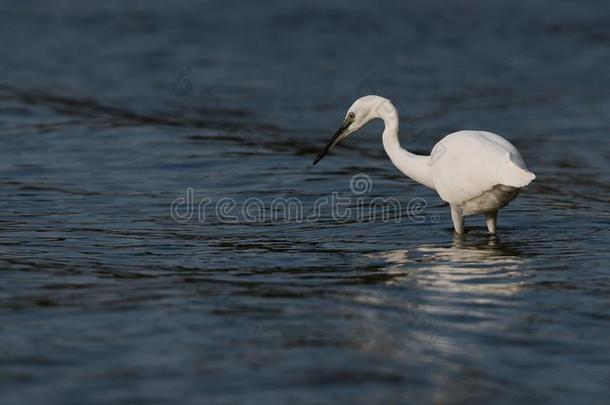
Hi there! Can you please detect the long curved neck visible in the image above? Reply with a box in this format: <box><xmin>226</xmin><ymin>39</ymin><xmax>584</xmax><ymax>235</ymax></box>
<box><xmin>379</xmin><ymin>103</ymin><xmax>435</xmax><ymax>190</ymax></box>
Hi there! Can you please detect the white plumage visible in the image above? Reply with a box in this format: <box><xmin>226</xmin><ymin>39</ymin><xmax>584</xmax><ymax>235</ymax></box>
<box><xmin>313</xmin><ymin>95</ymin><xmax>535</xmax><ymax>235</ymax></box>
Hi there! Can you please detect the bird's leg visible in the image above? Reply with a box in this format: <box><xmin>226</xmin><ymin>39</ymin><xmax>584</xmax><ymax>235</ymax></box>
<box><xmin>485</xmin><ymin>211</ymin><xmax>498</xmax><ymax>234</ymax></box>
<box><xmin>450</xmin><ymin>205</ymin><xmax>464</xmax><ymax>235</ymax></box>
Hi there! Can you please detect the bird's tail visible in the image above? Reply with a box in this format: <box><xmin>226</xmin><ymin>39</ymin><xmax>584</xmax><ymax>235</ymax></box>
<box><xmin>505</xmin><ymin>161</ymin><xmax>536</xmax><ymax>188</ymax></box>
<box><xmin>501</xmin><ymin>152</ymin><xmax>536</xmax><ymax>188</ymax></box>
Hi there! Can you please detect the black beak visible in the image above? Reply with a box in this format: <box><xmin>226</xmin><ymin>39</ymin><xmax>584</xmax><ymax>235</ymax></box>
<box><xmin>313</xmin><ymin>114</ymin><xmax>355</xmax><ymax>165</ymax></box>
<box><xmin>312</xmin><ymin>125</ymin><xmax>348</xmax><ymax>165</ymax></box>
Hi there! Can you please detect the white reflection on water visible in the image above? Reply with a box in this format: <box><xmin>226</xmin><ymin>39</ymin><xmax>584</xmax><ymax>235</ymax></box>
<box><xmin>369</xmin><ymin>234</ymin><xmax>527</xmax><ymax>292</ymax></box>
<box><xmin>413</xmin><ymin>235</ymin><xmax>527</xmax><ymax>294</ymax></box>
<box><xmin>354</xmin><ymin>235</ymin><xmax>530</xmax><ymax>371</ymax></box>
<box><xmin>419</xmin><ymin>235</ymin><xmax>522</xmax><ymax>265</ymax></box>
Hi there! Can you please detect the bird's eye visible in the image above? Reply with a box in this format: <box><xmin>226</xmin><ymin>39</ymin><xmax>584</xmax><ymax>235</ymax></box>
<box><xmin>348</xmin><ymin>112</ymin><xmax>355</xmax><ymax>119</ymax></box>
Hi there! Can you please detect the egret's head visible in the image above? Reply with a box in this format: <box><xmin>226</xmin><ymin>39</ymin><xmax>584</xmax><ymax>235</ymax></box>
<box><xmin>313</xmin><ymin>95</ymin><xmax>392</xmax><ymax>165</ymax></box>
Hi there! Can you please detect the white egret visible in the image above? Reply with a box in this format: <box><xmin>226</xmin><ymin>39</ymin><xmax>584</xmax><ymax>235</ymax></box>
<box><xmin>313</xmin><ymin>95</ymin><xmax>535</xmax><ymax>235</ymax></box>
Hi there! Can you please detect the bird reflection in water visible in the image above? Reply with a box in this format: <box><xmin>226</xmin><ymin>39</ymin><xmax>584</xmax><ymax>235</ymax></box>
<box><xmin>369</xmin><ymin>233</ymin><xmax>528</xmax><ymax>293</ymax></box>
<box><xmin>355</xmin><ymin>234</ymin><xmax>528</xmax><ymax>360</ymax></box>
